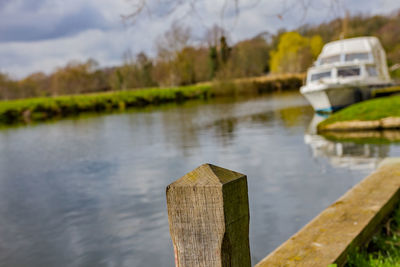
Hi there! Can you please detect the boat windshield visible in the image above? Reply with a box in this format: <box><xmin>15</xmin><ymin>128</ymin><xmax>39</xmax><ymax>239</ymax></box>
<box><xmin>310</xmin><ymin>70</ymin><xmax>331</xmax><ymax>81</ymax></box>
<box><xmin>337</xmin><ymin>67</ymin><xmax>360</xmax><ymax>77</ymax></box>
<box><xmin>345</xmin><ymin>53</ymin><xmax>370</xmax><ymax>62</ymax></box>
<box><xmin>320</xmin><ymin>55</ymin><xmax>341</xmax><ymax>65</ymax></box>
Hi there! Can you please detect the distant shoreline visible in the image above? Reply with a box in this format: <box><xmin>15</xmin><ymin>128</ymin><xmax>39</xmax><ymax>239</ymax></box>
<box><xmin>0</xmin><ymin>74</ymin><xmax>303</xmax><ymax>125</ymax></box>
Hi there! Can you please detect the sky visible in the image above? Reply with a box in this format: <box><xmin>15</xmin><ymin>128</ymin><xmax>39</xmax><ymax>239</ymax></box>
<box><xmin>0</xmin><ymin>0</ymin><xmax>399</xmax><ymax>79</ymax></box>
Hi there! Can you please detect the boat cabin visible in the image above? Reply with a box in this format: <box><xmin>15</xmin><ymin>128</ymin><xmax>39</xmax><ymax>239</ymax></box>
<box><xmin>306</xmin><ymin>37</ymin><xmax>391</xmax><ymax>85</ymax></box>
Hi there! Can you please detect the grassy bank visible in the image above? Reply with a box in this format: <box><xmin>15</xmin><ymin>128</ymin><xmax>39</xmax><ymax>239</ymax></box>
<box><xmin>318</xmin><ymin>93</ymin><xmax>400</xmax><ymax>131</ymax></box>
<box><xmin>346</xmin><ymin>203</ymin><xmax>400</xmax><ymax>267</ymax></box>
<box><xmin>0</xmin><ymin>85</ymin><xmax>211</xmax><ymax>124</ymax></box>
<box><xmin>0</xmin><ymin>75</ymin><xmax>303</xmax><ymax>125</ymax></box>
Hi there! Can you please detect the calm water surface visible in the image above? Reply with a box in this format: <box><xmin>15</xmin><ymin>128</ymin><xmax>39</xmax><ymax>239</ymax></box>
<box><xmin>1</xmin><ymin>92</ymin><xmax>400</xmax><ymax>266</ymax></box>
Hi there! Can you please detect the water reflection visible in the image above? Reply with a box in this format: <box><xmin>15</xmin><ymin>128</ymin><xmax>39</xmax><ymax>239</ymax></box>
<box><xmin>304</xmin><ymin>114</ymin><xmax>389</xmax><ymax>171</ymax></box>
<box><xmin>0</xmin><ymin>93</ymin><xmax>376</xmax><ymax>267</ymax></box>
<box><xmin>156</xmin><ymin>93</ymin><xmax>312</xmax><ymax>152</ymax></box>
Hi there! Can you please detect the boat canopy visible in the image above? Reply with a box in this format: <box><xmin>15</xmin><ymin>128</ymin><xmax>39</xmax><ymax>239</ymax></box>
<box><xmin>320</xmin><ymin>37</ymin><xmax>381</xmax><ymax>56</ymax></box>
<box><xmin>314</xmin><ymin>36</ymin><xmax>390</xmax><ymax>81</ymax></box>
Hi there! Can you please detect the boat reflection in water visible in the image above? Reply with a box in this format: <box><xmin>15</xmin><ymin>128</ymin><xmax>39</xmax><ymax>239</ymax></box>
<box><xmin>304</xmin><ymin>114</ymin><xmax>389</xmax><ymax>171</ymax></box>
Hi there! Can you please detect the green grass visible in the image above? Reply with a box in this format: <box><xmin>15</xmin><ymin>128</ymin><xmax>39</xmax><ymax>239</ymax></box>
<box><xmin>318</xmin><ymin>93</ymin><xmax>400</xmax><ymax>130</ymax></box>
<box><xmin>0</xmin><ymin>84</ymin><xmax>211</xmax><ymax>124</ymax></box>
<box><xmin>346</xmin><ymin>204</ymin><xmax>400</xmax><ymax>267</ymax></box>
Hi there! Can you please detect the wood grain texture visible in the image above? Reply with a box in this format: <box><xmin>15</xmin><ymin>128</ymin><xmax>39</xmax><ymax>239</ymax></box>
<box><xmin>166</xmin><ymin>164</ymin><xmax>251</xmax><ymax>267</ymax></box>
<box><xmin>255</xmin><ymin>160</ymin><xmax>400</xmax><ymax>267</ymax></box>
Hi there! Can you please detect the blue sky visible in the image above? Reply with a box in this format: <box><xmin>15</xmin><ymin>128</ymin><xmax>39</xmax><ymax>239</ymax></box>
<box><xmin>0</xmin><ymin>0</ymin><xmax>399</xmax><ymax>78</ymax></box>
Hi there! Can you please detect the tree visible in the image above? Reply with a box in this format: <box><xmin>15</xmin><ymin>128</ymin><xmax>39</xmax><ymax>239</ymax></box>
<box><xmin>219</xmin><ymin>36</ymin><xmax>231</xmax><ymax>64</ymax></box>
<box><xmin>0</xmin><ymin>73</ymin><xmax>18</xmax><ymax>100</ymax></box>
<box><xmin>270</xmin><ymin>32</ymin><xmax>323</xmax><ymax>73</ymax></box>
<box><xmin>309</xmin><ymin>35</ymin><xmax>323</xmax><ymax>59</ymax></box>
<box><xmin>193</xmin><ymin>47</ymin><xmax>211</xmax><ymax>82</ymax></box>
<box><xmin>156</xmin><ymin>21</ymin><xmax>191</xmax><ymax>62</ymax></box>
<box><xmin>109</xmin><ymin>51</ymin><xmax>157</xmax><ymax>91</ymax></box>
<box><xmin>175</xmin><ymin>47</ymin><xmax>197</xmax><ymax>85</ymax></box>
<box><xmin>229</xmin><ymin>36</ymin><xmax>271</xmax><ymax>77</ymax></box>
<box><xmin>50</xmin><ymin>59</ymin><xmax>108</xmax><ymax>95</ymax></box>
<box><xmin>208</xmin><ymin>46</ymin><xmax>219</xmax><ymax>79</ymax></box>
<box><xmin>136</xmin><ymin>52</ymin><xmax>157</xmax><ymax>87</ymax></box>
<box><xmin>204</xmin><ymin>25</ymin><xmax>228</xmax><ymax>48</ymax></box>
<box><xmin>153</xmin><ymin>23</ymin><xmax>193</xmax><ymax>86</ymax></box>
<box><xmin>19</xmin><ymin>72</ymin><xmax>50</xmax><ymax>98</ymax></box>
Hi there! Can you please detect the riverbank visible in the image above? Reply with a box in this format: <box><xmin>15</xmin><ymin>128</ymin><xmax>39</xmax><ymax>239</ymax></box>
<box><xmin>0</xmin><ymin>74</ymin><xmax>303</xmax><ymax>125</ymax></box>
<box><xmin>318</xmin><ymin>92</ymin><xmax>400</xmax><ymax>132</ymax></box>
<box><xmin>0</xmin><ymin>85</ymin><xmax>211</xmax><ymax>124</ymax></box>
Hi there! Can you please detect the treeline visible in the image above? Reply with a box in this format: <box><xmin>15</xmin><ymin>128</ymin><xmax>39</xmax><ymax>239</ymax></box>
<box><xmin>0</xmin><ymin>60</ymin><xmax>112</xmax><ymax>100</ymax></box>
<box><xmin>1</xmin><ymin>11</ymin><xmax>399</xmax><ymax>100</ymax></box>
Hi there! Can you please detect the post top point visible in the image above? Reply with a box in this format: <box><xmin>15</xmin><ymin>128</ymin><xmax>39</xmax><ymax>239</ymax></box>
<box><xmin>169</xmin><ymin>163</ymin><xmax>245</xmax><ymax>187</ymax></box>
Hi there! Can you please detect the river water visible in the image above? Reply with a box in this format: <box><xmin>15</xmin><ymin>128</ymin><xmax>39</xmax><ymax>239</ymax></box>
<box><xmin>1</xmin><ymin>92</ymin><xmax>400</xmax><ymax>266</ymax></box>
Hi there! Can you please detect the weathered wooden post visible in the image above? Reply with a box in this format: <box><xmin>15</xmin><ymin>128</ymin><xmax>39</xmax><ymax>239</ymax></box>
<box><xmin>166</xmin><ymin>163</ymin><xmax>251</xmax><ymax>267</ymax></box>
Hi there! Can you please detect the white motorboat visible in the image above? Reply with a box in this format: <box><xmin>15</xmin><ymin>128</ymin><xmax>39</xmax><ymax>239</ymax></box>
<box><xmin>300</xmin><ymin>36</ymin><xmax>392</xmax><ymax>113</ymax></box>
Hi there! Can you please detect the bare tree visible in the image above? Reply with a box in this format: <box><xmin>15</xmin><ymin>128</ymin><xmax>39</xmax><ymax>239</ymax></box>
<box><xmin>122</xmin><ymin>0</ymin><xmax>345</xmax><ymax>27</ymax></box>
<box><xmin>204</xmin><ymin>24</ymin><xmax>228</xmax><ymax>48</ymax></box>
<box><xmin>122</xmin><ymin>0</ymin><xmax>240</xmax><ymax>24</ymax></box>
<box><xmin>155</xmin><ymin>21</ymin><xmax>191</xmax><ymax>61</ymax></box>
<box><xmin>122</xmin><ymin>0</ymin><xmax>347</xmax><ymax>55</ymax></box>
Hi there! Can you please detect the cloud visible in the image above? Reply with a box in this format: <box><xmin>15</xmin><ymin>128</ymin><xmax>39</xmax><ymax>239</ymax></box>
<box><xmin>0</xmin><ymin>30</ymin><xmax>126</xmax><ymax>77</ymax></box>
<box><xmin>0</xmin><ymin>21</ymin><xmax>171</xmax><ymax>78</ymax></box>
<box><xmin>0</xmin><ymin>2</ymin><xmax>113</xmax><ymax>42</ymax></box>
<box><xmin>0</xmin><ymin>0</ymin><xmax>179</xmax><ymax>78</ymax></box>
<box><xmin>0</xmin><ymin>0</ymin><xmax>399</xmax><ymax>78</ymax></box>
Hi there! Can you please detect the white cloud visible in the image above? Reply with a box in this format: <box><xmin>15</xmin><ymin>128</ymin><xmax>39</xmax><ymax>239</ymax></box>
<box><xmin>0</xmin><ymin>29</ymin><xmax>141</xmax><ymax>78</ymax></box>
<box><xmin>0</xmin><ymin>16</ymin><xmax>175</xmax><ymax>78</ymax></box>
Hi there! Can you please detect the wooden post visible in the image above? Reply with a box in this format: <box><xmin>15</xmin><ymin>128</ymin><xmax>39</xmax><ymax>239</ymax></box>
<box><xmin>166</xmin><ymin>163</ymin><xmax>251</xmax><ymax>267</ymax></box>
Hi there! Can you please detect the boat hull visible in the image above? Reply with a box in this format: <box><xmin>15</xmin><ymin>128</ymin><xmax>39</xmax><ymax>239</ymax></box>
<box><xmin>300</xmin><ymin>85</ymin><xmax>371</xmax><ymax>113</ymax></box>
